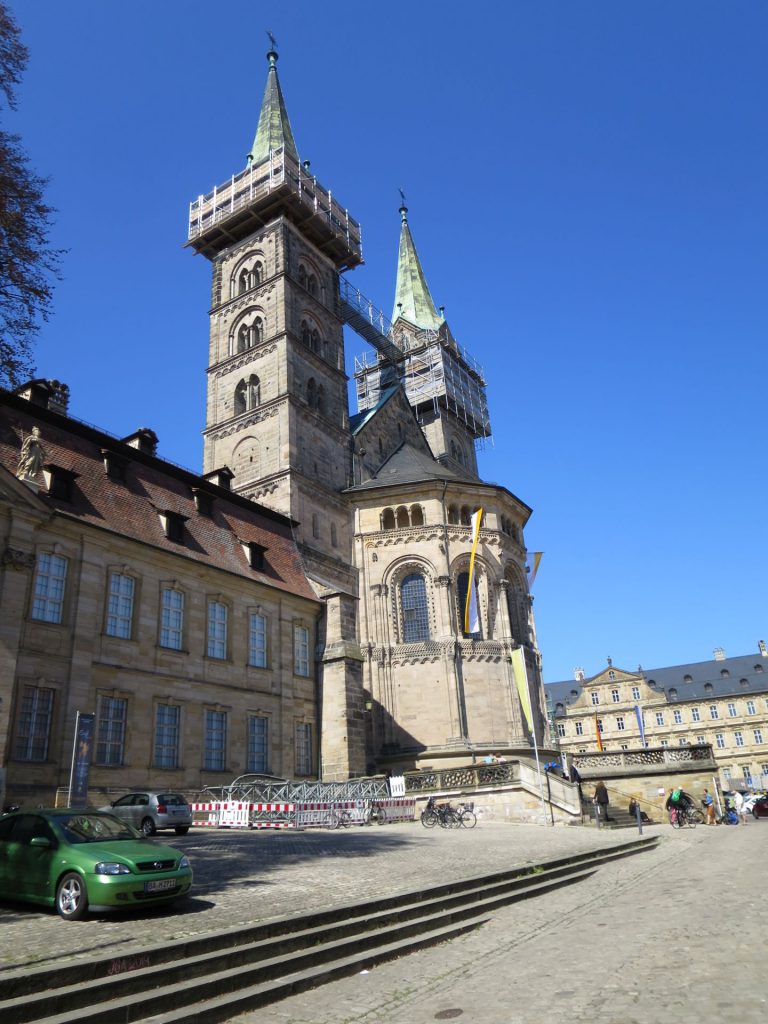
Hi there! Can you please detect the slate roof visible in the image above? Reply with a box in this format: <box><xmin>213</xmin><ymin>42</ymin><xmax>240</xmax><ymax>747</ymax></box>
<box><xmin>344</xmin><ymin>440</ymin><xmax>467</xmax><ymax>493</ymax></box>
<box><xmin>349</xmin><ymin>384</ymin><xmax>401</xmax><ymax>435</ymax></box>
<box><xmin>0</xmin><ymin>392</ymin><xmax>317</xmax><ymax>602</ymax></box>
<box><xmin>546</xmin><ymin>651</ymin><xmax>768</xmax><ymax>711</ymax></box>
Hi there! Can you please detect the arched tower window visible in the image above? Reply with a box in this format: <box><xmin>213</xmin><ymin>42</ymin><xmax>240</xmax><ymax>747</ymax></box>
<box><xmin>307</xmin><ymin>274</ymin><xmax>318</xmax><ymax>297</ymax></box>
<box><xmin>238</xmin><ymin>269</ymin><xmax>250</xmax><ymax>295</ymax></box>
<box><xmin>316</xmin><ymin>383</ymin><xmax>325</xmax><ymax>415</ymax></box>
<box><xmin>460</xmin><ymin>506</ymin><xmax>471</xmax><ymax>526</ymax></box>
<box><xmin>382</xmin><ymin>508</ymin><xmax>396</xmax><ymax>530</ymax></box>
<box><xmin>401</xmin><ymin>574</ymin><xmax>430</xmax><ymax>643</ymax></box>
<box><xmin>410</xmin><ymin>504</ymin><xmax>424</xmax><ymax>527</ymax></box>
<box><xmin>505</xmin><ymin>567</ymin><xmax>527</xmax><ymax>644</ymax></box>
<box><xmin>447</xmin><ymin>504</ymin><xmax>459</xmax><ymax>525</ymax></box>
<box><xmin>234</xmin><ymin>375</ymin><xmax>260</xmax><ymax>416</ymax></box>
<box><xmin>457</xmin><ymin>571</ymin><xmax>482</xmax><ymax>639</ymax></box>
<box><xmin>298</xmin><ymin>265</ymin><xmax>307</xmax><ymax>289</ymax></box>
<box><xmin>306</xmin><ymin>378</ymin><xmax>316</xmax><ymax>408</ymax></box>
<box><xmin>311</xmin><ymin>328</ymin><xmax>321</xmax><ymax>353</ymax></box>
<box><xmin>396</xmin><ymin>506</ymin><xmax>410</xmax><ymax>529</ymax></box>
<box><xmin>301</xmin><ymin>320</ymin><xmax>311</xmax><ymax>347</ymax></box>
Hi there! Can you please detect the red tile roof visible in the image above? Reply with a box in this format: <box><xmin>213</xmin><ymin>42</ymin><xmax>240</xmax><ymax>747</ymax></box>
<box><xmin>0</xmin><ymin>393</ymin><xmax>317</xmax><ymax>603</ymax></box>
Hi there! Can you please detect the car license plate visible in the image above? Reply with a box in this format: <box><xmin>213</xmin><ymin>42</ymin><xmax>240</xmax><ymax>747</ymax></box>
<box><xmin>145</xmin><ymin>879</ymin><xmax>176</xmax><ymax>893</ymax></box>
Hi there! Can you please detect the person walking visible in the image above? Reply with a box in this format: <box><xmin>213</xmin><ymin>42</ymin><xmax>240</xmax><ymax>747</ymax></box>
<box><xmin>593</xmin><ymin>780</ymin><xmax>612</xmax><ymax>823</ymax></box>
<box><xmin>733</xmin><ymin>790</ymin><xmax>748</xmax><ymax>825</ymax></box>
<box><xmin>702</xmin><ymin>789</ymin><xmax>716</xmax><ymax>825</ymax></box>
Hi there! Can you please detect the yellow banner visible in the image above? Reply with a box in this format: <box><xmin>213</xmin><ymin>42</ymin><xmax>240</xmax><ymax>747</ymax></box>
<box><xmin>464</xmin><ymin>507</ymin><xmax>483</xmax><ymax>634</ymax></box>
<box><xmin>510</xmin><ymin>647</ymin><xmax>533</xmax><ymax>733</ymax></box>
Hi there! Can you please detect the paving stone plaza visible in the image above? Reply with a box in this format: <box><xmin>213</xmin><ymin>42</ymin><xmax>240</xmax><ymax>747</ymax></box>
<box><xmin>1</xmin><ymin>819</ymin><xmax>764</xmax><ymax>1022</ymax></box>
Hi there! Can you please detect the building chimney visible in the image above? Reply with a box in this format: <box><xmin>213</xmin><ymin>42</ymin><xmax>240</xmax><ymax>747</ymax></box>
<box><xmin>203</xmin><ymin>467</ymin><xmax>234</xmax><ymax>491</ymax></box>
<box><xmin>713</xmin><ymin>647</ymin><xmax>726</xmax><ymax>661</ymax></box>
<box><xmin>759</xmin><ymin>640</ymin><xmax>767</xmax><ymax>658</ymax></box>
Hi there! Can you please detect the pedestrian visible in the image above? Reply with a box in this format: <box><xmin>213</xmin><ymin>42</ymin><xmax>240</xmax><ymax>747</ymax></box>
<box><xmin>593</xmin><ymin>780</ymin><xmax>612</xmax><ymax>822</ymax></box>
<box><xmin>733</xmin><ymin>790</ymin><xmax>748</xmax><ymax>825</ymax></box>
<box><xmin>702</xmin><ymin>789</ymin><xmax>716</xmax><ymax>826</ymax></box>
<box><xmin>569</xmin><ymin>762</ymin><xmax>583</xmax><ymax>801</ymax></box>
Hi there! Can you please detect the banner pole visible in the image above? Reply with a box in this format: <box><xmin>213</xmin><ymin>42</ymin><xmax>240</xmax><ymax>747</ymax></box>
<box><xmin>67</xmin><ymin>711</ymin><xmax>81</xmax><ymax>808</ymax></box>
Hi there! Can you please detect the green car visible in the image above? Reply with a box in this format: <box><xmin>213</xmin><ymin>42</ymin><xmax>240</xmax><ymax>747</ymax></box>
<box><xmin>0</xmin><ymin>808</ymin><xmax>192</xmax><ymax>920</ymax></box>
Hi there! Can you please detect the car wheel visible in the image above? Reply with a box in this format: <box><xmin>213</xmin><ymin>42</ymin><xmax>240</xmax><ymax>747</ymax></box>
<box><xmin>174</xmin><ymin>826</ymin><xmax>190</xmax><ymax>835</ymax></box>
<box><xmin>56</xmin><ymin>872</ymin><xmax>88</xmax><ymax>921</ymax></box>
<box><xmin>141</xmin><ymin>817</ymin><xmax>156</xmax><ymax>837</ymax></box>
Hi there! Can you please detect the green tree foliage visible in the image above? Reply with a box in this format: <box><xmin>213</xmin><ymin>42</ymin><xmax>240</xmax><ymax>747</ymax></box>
<box><xmin>0</xmin><ymin>3</ymin><xmax>61</xmax><ymax>388</ymax></box>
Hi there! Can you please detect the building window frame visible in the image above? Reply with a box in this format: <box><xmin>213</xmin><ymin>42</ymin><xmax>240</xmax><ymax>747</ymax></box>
<box><xmin>294</xmin><ymin>624</ymin><xmax>310</xmax><ymax>678</ymax></box>
<box><xmin>106</xmin><ymin>571</ymin><xmax>135</xmax><ymax>640</ymax></box>
<box><xmin>247</xmin><ymin>715</ymin><xmax>269</xmax><ymax>773</ymax></box>
<box><xmin>153</xmin><ymin>703</ymin><xmax>180</xmax><ymax>770</ymax></box>
<box><xmin>204</xmin><ymin>709</ymin><xmax>227</xmax><ymax>772</ymax></box>
<box><xmin>160</xmin><ymin>587</ymin><xmax>185</xmax><ymax>651</ymax></box>
<box><xmin>207</xmin><ymin>600</ymin><xmax>228</xmax><ymax>660</ymax></box>
<box><xmin>31</xmin><ymin>551</ymin><xmax>68</xmax><ymax>624</ymax></box>
<box><xmin>95</xmin><ymin>695</ymin><xmax>127</xmax><ymax>766</ymax></box>
<box><xmin>14</xmin><ymin>684</ymin><xmax>54</xmax><ymax>761</ymax></box>
<box><xmin>248</xmin><ymin>611</ymin><xmax>268</xmax><ymax>668</ymax></box>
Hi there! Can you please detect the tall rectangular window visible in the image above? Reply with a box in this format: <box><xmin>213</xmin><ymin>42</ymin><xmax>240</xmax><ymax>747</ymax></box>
<box><xmin>631</xmin><ymin>686</ymin><xmax>641</xmax><ymax>700</ymax></box>
<box><xmin>709</xmin><ymin>705</ymin><xmax>719</xmax><ymax>720</ymax></box>
<box><xmin>247</xmin><ymin>715</ymin><xmax>268</xmax><ymax>773</ymax></box>
<box><xmin>295</xmin><ymin>722</ymin><xmax>312</xmax><ymax>775</ymax></box>
<box><xmin>616</xmin><ymin>715</ymin><xmax>625</xmax><ymax>731</ymax></box>
<box><xmin>734</xmin><ymin>730</ymin><xmax>744</xmax><ymax>747</ymax></box>
<box><xmin>106</xmin><ymin>572</ymin><xmax>134</xmax><ymax>639</ymax></box>
<box><xmin>611</xmin><ymin>689</ymin><xmax>620</xmax><ymax>703</ymax></box>
<box><xmin>696</xmin><ymin>735</ymin><xmax>706</xmax><ymax>745</ymax></box>
<box><xmin>294</xmin><ymin>625</ymin><xmax>310</xmax><ymax>677</ymax></box>
<box><xmin>14</xmin><ymin>684</ymin><xmax>54</xmax><ymax>761</ymax></box>
<box><xmin>31</xmin><ymin>552</ymin><xmax>68</xmax><ymax>623</ymax></box>
<box><xmin>575</xmin><ymin>721</ymin><xmax>584</xmax><ymax>736</ymax></box>
<box><xmin>727</xmin><ymin>702</ymin><xmax>737</xmax><ymax>717</ymax></box>
<box><xmin>715</xmin><ymin>732</ymin><xmax>725</xmax><ymax>749</ymax></box>
<box><xmin>204</xmin><ymin>710</ymin><xmax>227</xmax><ymax>771</ymax></box>
<box><xmin>691</xmin><ymin>707</ymin><xmax>701</xmax><ymax>722</ymax></box>
<box><xmin>753</xmin><ymin>729</ymin><xmax>763</xmax><ymax>744</ymax></box>
<box><xmin>556</xmin><ymin>722</ymin><xmax>566</xmax><ymax>738</ymax></box>
<box><xmin>248</xmin><ymin>612</ymin><xmax>267</xmax><ymax>668</ymax></box>
<box><xmin>96</xmin><ymin>696</ymin><xmax>127</xmax><ymax>765</ymax></box>
<box><xmin>746</xmin><ymin>700</ymin><xmax>756</xmax><ymax>715</ymax></box>
<box><xmin>207</xmin><ymin>601</ymin><xmax>228</xmax><ymax>659</ymax></box>
<box><xmin>154</xmin><ymin>704</ymin><xmax>180</xmax><ymax>769</ymax></box>
<box><xmin>742</xmin><ymin>766</ymin><xmax>753</xmax><ymax>784</ymax></box>
<box><xmin>673</xmin><ymin>709</ymin><xmax>683</xmax><ymax>724</ymax></box>
<box><xmin>160</xmin><ymin>588</ymin><xmax>184</xmax><ymax>650</ymax></box>
<box><xmin>722</xmin><ymin>767</ymin><xmax>731</xmax><ymax>780</ymax></box>
<box><xmin>590</xmin><ymin>692</ymin><xmax>599</xmax><ymax>706</ymax></box>
<box><xmin>655</xmin><ymin>712</ymin><xmax>664</xmax><ymax>726</ymax></box>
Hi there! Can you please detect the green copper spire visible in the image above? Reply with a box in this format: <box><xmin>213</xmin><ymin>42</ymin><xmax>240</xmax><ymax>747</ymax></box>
<box><xmin>392</xmin><ymin>203</ymin><xmax>443</xmax><ymax>330</ymax></box>
<box><xmin>247</xmin><ymin>49</ymin><xmax>299</xmax><ymax>167</ymax></box>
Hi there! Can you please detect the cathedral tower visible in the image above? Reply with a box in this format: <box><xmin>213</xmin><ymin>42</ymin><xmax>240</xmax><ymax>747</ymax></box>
<box><xmin>187</xmin><ymin>50</ymin><xmax>366</xmax><ymax>779</ymax></box>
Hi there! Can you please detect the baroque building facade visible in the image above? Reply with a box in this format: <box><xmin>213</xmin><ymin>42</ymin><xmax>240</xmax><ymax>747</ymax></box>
<box><xmin>0</xmin><ymin>382</ymin><xmax>320</xmax><ymax>809</ymax></box>
<box><xmin>547</xmin><ymin>646</ymin><xmax>768</xmax><ymax>791</ymax></box>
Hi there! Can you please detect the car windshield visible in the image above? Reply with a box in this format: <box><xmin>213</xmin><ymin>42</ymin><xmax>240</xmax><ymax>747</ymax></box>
<box><xmin>57</xmin><ymin>813</ymin><xmax>139</xmax><ymax>843</ymax></box>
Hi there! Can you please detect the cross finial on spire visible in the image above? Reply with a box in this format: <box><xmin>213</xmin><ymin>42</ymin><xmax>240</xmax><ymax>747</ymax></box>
<box><xmin>267</xmin><ymin>30</ymin><xmax>278</xmax><ymax>50</ymax></box>
<box><xmin>266</xmin><ymin>30</ymin><xmax>278</xmax><ymax>69</ymax></box>
<box><xmin>398</xmin><ymin>187</ymin><xmax>408</xmax><ymax>222</ymax></box>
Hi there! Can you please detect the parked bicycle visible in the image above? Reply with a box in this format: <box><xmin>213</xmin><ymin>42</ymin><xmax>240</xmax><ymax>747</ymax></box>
<box><xmin>455</xmin><ymin>802</ymin><xmax>477</xmax><ymax>828</ymax></box>
<box><xmin>327</xmin><ymin>808</ymin><xmax>352</xmax><ymax>829</ymax></box>
<box><xmin>420</xmin><ymin>797</ymin><xmax>475</xmax><ymax>829</ymax></box>
<box><xmin>365</xmin><ymin>800</ymin><xmax>387</xmax><ymax>825</ymax></box>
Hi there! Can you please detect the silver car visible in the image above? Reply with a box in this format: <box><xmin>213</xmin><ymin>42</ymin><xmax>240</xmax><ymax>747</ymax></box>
<box><xmin>100</xmin><ymin>792</ymin><xmax>192</xmax><ymax>836</ymax></box>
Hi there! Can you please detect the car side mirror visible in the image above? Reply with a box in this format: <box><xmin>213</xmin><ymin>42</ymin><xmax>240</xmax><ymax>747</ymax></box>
<box><xmin>30</xmin><ymin>836</ymin><xmax>52</xmax><ymax>848</ymax></box>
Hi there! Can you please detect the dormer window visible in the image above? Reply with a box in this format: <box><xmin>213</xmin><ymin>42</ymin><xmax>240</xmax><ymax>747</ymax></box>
<box><xmin>101</xmin><ymin>450</ymin><xmax>129</xmax><ymax>483</ymax></box>
<box><xmin>203</xmin><ymin>467</ymin><xmax>233</xmax><ymax>491</ymax></box>
<box><xmin>242</xmin><ymin>541</ymin><xmax>266</xmax><ymax>570</ymax></box>
<box><xmin>192</xmin><ymin>489</ymin><xmax>214</xmax><ymax>517</ymax></box>
<box><xmin>43</xmin><ymin>464</ymin><xmax>79</xmax><ymax>502</ymax></box>
<box><xmin>158</xmin><ymin>510</ymin><xmax>187</xmax><ymax>543</ymax></box>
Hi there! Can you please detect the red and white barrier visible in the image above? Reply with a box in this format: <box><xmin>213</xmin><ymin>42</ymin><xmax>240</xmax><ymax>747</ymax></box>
<box><xmin>190</xmin><ymin>797</ymin><xmax>416</xmax><ymax>830</ymax></box>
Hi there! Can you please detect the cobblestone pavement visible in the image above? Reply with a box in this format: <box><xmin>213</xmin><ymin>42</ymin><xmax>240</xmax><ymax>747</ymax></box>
<box><xmin>230</xmin><ymin>819</ymin><xmax>768</xmax><ymax>1024</ymax></box>
<box><xmin>0</xmin><ymin>820</ymin><xmax>646</xmax><ymax>972</ymax></box>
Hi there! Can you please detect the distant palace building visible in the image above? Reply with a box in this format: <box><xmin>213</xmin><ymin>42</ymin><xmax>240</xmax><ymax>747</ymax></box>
<box><xmin>547</xmin><ymin>645</ymin><xmax>768</xmax><ymax>791</ymax></box>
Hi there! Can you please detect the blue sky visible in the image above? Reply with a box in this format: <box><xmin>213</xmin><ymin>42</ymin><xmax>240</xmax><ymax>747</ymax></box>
<box><xmin>7</xmin><ymin>1</ymin><xmax>767</xmax><ymax>682</ymax></box>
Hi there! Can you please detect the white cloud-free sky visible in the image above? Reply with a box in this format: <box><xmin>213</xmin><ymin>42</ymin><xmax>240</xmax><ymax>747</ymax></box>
<box><xmin>8</xmin><ymin>1</ymin><xmax>768</xmax><ymax>681</ymax></box>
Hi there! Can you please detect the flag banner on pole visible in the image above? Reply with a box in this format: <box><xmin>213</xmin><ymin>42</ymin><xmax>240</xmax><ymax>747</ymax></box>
<box><xmin>525</xmin><ymin>551</ymin><xmax>543</xmax><ymax>590</ymax></box>
<box><xmin>634</xmin><ymin>705</ymin><xmax>646</xmax><ymax>747</ymax></box>
<box><xmin>594</xmin><ymin>713</ymin><xmax>603</xmax><ymax>752</ymax></box>
<box><xmin>464</xmin><ymin>507</ymin><xmax>483</xmax><ymax>635</ymax></box>
<box><xmin>510</xmin><ymin>647</ymin><xmax>533</xmax><ymax>733</ymax></box>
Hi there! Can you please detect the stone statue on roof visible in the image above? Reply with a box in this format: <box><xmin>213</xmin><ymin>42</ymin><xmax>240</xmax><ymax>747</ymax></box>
<box><xmin>16</xmin><ymin>426</ymin><xmax>46</xmax><ymax>481</ymax></box>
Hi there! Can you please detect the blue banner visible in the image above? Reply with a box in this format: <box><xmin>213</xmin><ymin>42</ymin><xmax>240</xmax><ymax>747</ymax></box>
<box><xmin>70</xmin><ymin>712</ymin><xmax>95</xmax><ymax>808</ymax></box>
<box><xmin>634</xmin><ymin>705</ymin><xmax>646</xmax><ymax>747</ymax></box>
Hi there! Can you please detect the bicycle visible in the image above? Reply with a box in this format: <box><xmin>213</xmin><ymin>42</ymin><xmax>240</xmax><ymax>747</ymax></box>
<box><xmin>365</xmin><ymin>800</ymin><xmax>387</xmax><ymax>825</ymax></box>
<box><xmin>455</xmin><ymin>802</ymin><xmax>477</xmax><ymax>828</ymax></box>
<box><xmin>420</xmin><ymin>797</ymin><xmax>459</xmax><ymax>828</ymax></box>
<box><xmin>327</xmin><ymin>808</ymin><xmax>352</xmax><ymax>829</ymax></box>
<box><xmin>669</xmin><ymin>804</ymin><xmax>701</xmax><ymax>828</ymax></box>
